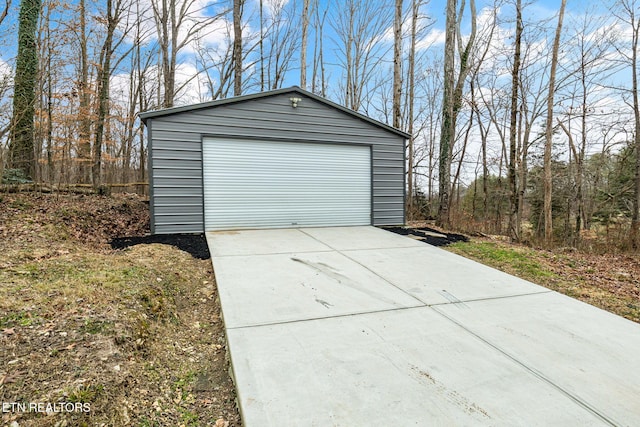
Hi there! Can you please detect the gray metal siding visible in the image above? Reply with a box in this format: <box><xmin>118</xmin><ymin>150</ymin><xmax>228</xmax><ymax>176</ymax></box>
<box><xmin>148</xmin><ymin>91</ymin><xmax>405</xmax><ymax>234</ymax></box>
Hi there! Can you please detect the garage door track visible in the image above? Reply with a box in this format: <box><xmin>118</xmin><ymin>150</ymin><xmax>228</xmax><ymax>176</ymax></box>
<box><xmin>206</xmin><ymin>226</ymin><xmax>640</xmax><ymax>426</ymax></box>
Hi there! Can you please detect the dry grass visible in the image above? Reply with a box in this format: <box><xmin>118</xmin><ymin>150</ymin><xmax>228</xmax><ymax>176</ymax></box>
<box><xmin>447</xmin><ymin>238</ymin><xmax>640</xmax><ymax>323</ymax></box>
<box><xmin>0</xmin><ymin>192</ymin><xmax>240</xmax><ymax>426</ymax></box>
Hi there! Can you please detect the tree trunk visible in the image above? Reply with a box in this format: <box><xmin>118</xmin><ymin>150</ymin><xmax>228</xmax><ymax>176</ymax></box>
<box><xmin>630</xmin><ymin>4</ymin><xmax>640</xmax><ymax>249</ymax></box>
<box><xmin>577</xmin><ymin>83</ymin><xmax>587</xmax><ymax>239</ymax></box>
<box><xmin>259</xmin><ymin>0</ymin><xmax>264</xmax><ymax>91</ymax></box>
<box><xmin>452</xmin><ymin>0</ymin><xmax>476</xmax><ymax>120</ymax></box>
<box><xmin>300</xmin><ymin>0</ymin><xmax>310</xmax><ymax>89</ymax></box>
<box><xmin>543</xmin><ymin>0</ymin><xmax>566</xmax><ymax>245</ymax></box>
<box><xmin>45</xmin><ymin>19</ymin><xmax>52</xmax><ymax>183</ymax></box>
<box><xmin>9</xmin><ymin>0</ymin><xmax>42</xmax><ymax>180</ymax></box>
<box><xmin>92</xmin><ymin>0</ymin><xmax>117</xmax><ymax>190</ymax></box>
<box><xmin>78</xmin><ymin>0</ymin><xmax>92</xmax><ymax>183</ymax></box>
<box><xmin>311</xmin><ymin>0</ymin><xmax>328</xmax><ymax>96</ymax></box>
<box><xmin>437</xmin><ymin>0</ymin><xmax>457</xmax><ymax>228</ymax></box>
<box><xmin>407</xmin><ymin>0</ymin><xmax>418</xmax><ymax>217</ymax></box>
<box><xmin>344</xmin><ymin>3</ymin><xmax>354</xmax><ymax>108</ymax></box>
<box><xmin>518</xmin><ymin>105</ymin><xmax>530</xmax><ymax>237</ymax></box>
<box><xmin>392</xmin><ymin>0</ymin><xmax>402</xmax><ymax>129</ymax></box>
<box><xmin>233</xmin><ymin>0</ymin><xmax>243</xmax><ymax>96</ymax></box>
<box><xmin>507</xmin><ymin>0</ymin><xmax>522</xmax><ymax>241</ymax></box>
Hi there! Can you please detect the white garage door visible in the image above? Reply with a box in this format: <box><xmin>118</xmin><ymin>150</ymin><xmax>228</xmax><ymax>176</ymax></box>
<box><xmin>203</xmin><ymin>138</ymin><xmax>371</xmax><ymax>230</ymax></box>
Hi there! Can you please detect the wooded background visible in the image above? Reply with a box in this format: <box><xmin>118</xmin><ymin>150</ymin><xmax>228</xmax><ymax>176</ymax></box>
<box><xmin>0</xmin><ymin>0</ymin><xmax>639</xmax><ymax>249</ymax></box>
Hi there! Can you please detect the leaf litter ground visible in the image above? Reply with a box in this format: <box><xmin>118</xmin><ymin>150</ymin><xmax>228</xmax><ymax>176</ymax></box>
<box><xmin>0</xmin><ymin>192</ymin><xmax>240</xmax><ymax>426</ymax></box>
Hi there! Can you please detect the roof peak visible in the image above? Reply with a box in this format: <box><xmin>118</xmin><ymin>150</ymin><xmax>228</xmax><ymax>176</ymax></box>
<box><xmin>140</xmin><ymin>86</ymin><xmax>410</xmax><ymax>139</ymax></box>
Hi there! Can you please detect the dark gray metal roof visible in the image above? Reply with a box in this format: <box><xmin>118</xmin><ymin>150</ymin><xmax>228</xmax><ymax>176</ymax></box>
<box><xmin>139</xmin><ymin>86</ymin><xmax>410</xmax><ymax>139</ymax></box>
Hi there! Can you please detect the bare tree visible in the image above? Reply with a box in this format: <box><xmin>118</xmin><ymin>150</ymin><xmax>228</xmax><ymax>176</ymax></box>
<box><xmin>332</xmin><ymin>0</ymin><xmax>392</xmax><ymax>111</ymax></box>
<box><xmin>630</xmin><ymin>2</ymin><xmax>640</xmax><ymax>249</ymax></box>
<box><xmin>543</xmin><ymin>0</ymin><xmax>566</xmax><ymax>244</ymax></box>
<box><xmin>466</xmin><ymin>1</ymin><xmax>498</xmax><ymax>228</ymax></box>
<box><xmin>507</xmin><ymin>0</ymin><xmax>523</xmax><ymax>241</ymax></box>
<box><xmin>392</xmin><ymin>0</ymin><xmax>403</xmax><ymax>129</ymax></box>
<box><xmin>259</xmin><ymin>0</ymin><xmax>264</xmax><ymax>90</ymax></box>
<box><xmin>151</xmin><ymin>0</ymin><xmax>226</xmax><ymax>107</ymax></box>
<box><xmin>417</xmin><ymin>60</ymin><xmax>442</xmax><ymax>213</ymax></box>
<box><xmin>555</xmin><ymin>7</ymin><xmax>616</xmax><ymax>242</ymax></box>
<box><xmin>76</xmin><ymin>0</ymin><xmax>92</xmax><ymax>183</ymax></box>
<box><xmin>122</xmin><ymin>0</ymin><xmax>156</xmax><ymax>183</ymax></box>
<box><xmin>311</xmin><ymin>0</ymin><xmax>329</xmax><ymax>96</ymax></box>
<box><xmin>612</xmin><ymin>0</ymin><xmax>640</xmax><ymax>248</ymax></box>
<box><xmin>406</xmin><ymin>0</ymin><xmax>422</xmax><ymax>215</ymax></box>
<box><xmin>517</xmin><ymin>22</ymin><xmax>557</xmax><ymax>238</ymax></box>
<box><xmin>233</xmin><ymin>0</ymin><xmax>243</xmax><ymax>96</ymax></box>
<box><xmin>92</xmin><ymin>0</ymin><xmax>133</xmax><ymax>189</ymax></box>
<box><xmin>301</xmin><ymin>0</ymin><xmax>310</xmax><ymax>89</ymax></box>
<box><xmin>190</xmin><ymin>16</ymin><xmax>240</xmax><ymax>101</ymax></box>
<box><xmin>263</xmin><ymin>0</ymin><xmax>299</xmax><ymax>90</ymax></box>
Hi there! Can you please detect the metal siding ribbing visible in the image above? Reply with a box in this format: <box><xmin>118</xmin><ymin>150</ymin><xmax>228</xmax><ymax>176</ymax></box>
<box><xmin>203</xmin><ymin>139</ymin><xmax>371</xmax><ymax>230</ymax></box>
<box><xmin>147</xmin><ymin>89</ymin><xmax>405</xmax><ymax>234</ymax></box>
<box><xmin>152</xmin><ymin>144</ymin><xmax>205</xmax><ymax>233</ymax></box>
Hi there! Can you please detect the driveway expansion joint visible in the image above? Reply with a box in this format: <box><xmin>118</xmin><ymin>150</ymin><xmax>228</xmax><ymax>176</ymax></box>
<box><xmin>298</xmin><ymin>228</ymin><xmax>426</xmax><ymax>306</ymax></box>
<box><xmin>430</xmin><ymin>305</ymin><xmax>620</xmax><ymax>426</ymax></box>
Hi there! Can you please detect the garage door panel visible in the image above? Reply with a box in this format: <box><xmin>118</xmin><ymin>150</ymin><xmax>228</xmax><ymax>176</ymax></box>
<box><xmin>203</xmin><ymin>139</ymin><xmax>371</xmax><ymax>230</ymax></box>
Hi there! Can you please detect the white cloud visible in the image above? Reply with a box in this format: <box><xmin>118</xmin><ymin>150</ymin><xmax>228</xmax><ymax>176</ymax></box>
<box><xmin>0</xmin><ymin>57</ymin><xmax>11</xmax><ymax>80</ymax></box>
<box><xmin>260</xmin><ymin>0</ymin><xmax>290</xmax><ymax>16</ymax></box>
<box><xmin>417</xmin><ymin>28</ymin><xmax>445</xmax><ymax>49</ymax></box>
<box><xmin>173</xmin><ymin>62</ymin><xmax>212</xmax><ymax>104</ymax></box>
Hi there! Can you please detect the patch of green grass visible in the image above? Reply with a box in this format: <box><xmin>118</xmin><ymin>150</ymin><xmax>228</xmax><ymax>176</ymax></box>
<box><xmin>173</xmin><ymin>371</ymin><xmax>198</xmax><ymax>405</ymax></box>
<box><xmin>0</xmin><ymin>311</ymin><xmax>41</xmax><ymax>328</ymax></box>
<box><xmin>67</xmin><ymin>384</ymin><xmax>104</xmax><ymax>404</ymax></box>
<box><xmin>447</xmin><ymin>241</ymin><xmax>557</xmax><ymax>282</ymax></box>
<box><xmin>179</xmin><ymin>408</ymin><xmax>199</xmax><ymax>426</ymax></box>
<box><xmin>34</xmin><ymin>258</ymin><xmax>147</xmax><ymax>287</ymax></box>
<box><xmin>8</xmin><ymin>199</ymin><xmax>33</xmax><ymax>210</ymax></box>
<box><xmin>81</xmin><ymin>318</ymin><xmax>113</xmax><ymax>335</ymax></box>
<box><xmin>174</xmin><ymin>371</ymin><xmax>197</xmax><ymax>392</ymax></box>
<box><xmin>41</xmin><ymin>222</ymin><xmax>71</xmax><ymax>241</ymax></box>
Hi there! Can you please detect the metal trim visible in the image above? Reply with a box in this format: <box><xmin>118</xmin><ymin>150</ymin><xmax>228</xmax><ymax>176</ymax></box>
<box><xmin>148</xmin><ymin>120</ymin><xmax>155</xmax><ymax>235</ymax></box>
<box><xmin>403</xmin><ymin>136</ymin><xmax>407</xmax><ymax>226</ymax></box>
<box><xmin>200</xmin><ymin>135</ymin><xmax>206</xmax><ymax>232</ymax></box>
<box><xmin>370</xmin><ymin>144</ymin><xmax>374</xmax><ymax>226</ymax></box>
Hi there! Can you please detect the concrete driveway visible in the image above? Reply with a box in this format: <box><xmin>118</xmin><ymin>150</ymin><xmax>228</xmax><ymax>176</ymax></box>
<box><xmin>206</xmin><ymin>226</ymin><xmax>640</xmax><ymax>426</ymax></box>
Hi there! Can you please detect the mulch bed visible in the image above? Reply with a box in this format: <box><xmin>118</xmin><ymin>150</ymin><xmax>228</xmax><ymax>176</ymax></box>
<box><xmin>111</xmin><ymin>234</ymin><xmax>211</xmax><ymax>260</ymax></box>
<box><xmin>110</xmin><ymin>226</ymin><xmax>469</xmax><ymax>259</ymax></box>
<box><xmin>383</xmin><ymin>226</ymin><xmax>469</xmax><ymax>247</ymax></box>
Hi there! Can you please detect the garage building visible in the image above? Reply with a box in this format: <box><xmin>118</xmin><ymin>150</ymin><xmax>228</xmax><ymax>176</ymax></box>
<box><xmin>140</xmin><ymin>86</ymin><xmax>408</xmax><ymax>234</ymax></box>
